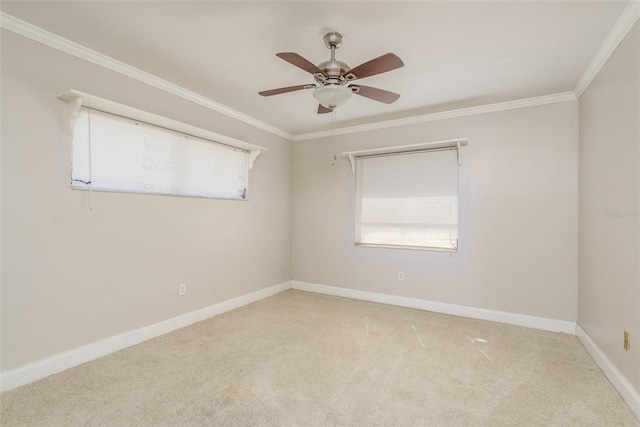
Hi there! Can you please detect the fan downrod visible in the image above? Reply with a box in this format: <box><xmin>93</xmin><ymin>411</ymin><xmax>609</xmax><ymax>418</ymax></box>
<box><xmin>317</xmin><ymin>32</ymin><xmax>350</xmax><ymax>80</ymax></box>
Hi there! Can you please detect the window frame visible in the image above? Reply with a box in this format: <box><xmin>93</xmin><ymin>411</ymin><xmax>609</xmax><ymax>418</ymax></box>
<box><xmin>59</xmin><ymin>90</ymin><xmax>267</xmax><ymax>202</ymax></box>
<box><xmin>345</xmin><ymin>139</ymin><xmax>467</xmax><ymax>253</ymax></box>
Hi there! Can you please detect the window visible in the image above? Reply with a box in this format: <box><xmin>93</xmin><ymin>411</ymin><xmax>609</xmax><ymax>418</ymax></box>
<box><xmin>71</xmin><ymin>108</ymin><xmax>249</xmax><ymax>200</ymax></box>
<box><xmin>354</xmin><ymin>145</ymin><xmax>460</xmax><ymax>252</ymax></box>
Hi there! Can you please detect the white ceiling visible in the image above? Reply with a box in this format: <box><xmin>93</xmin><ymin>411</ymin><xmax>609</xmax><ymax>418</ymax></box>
<box><xmin>0</xmin><ymin>1</ymin><xmax>631</xmax><ymax>136</ymax></box>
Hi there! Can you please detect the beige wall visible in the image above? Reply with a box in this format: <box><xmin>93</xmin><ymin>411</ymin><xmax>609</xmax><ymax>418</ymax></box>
<box><xmin>578</xmin><ymin>22</ymin><xmax>640</xmax><ymax>393</ymax></box>
<box><xmin>292</xmin><ymin>101</ymin><xmax>579</xmax><ymax>322</ymax></box>
<box><xmin>0</xmin><ymin>30</ymin><xmax>292</xmax><ymax>371</ymax></box>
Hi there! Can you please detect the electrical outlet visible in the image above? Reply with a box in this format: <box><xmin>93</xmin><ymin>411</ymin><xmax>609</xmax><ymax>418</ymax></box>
<box><xmin>398</xmin><ymin>272</ymin><xmax>405</xmax><ymax>281</ymax></box>
<box><xmin>179</xmin><ymin>283</ymin><xmax>186</xmax><ymax>296</ymax></box>
<box><xmin>624</xmin><ymin>331</ymin><xmax>630</xmax><ymax>352</ymax></box>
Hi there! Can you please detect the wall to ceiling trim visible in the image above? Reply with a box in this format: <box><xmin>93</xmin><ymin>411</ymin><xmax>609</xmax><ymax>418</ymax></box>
<box><xmin>1</xmin><ymin>3</ymin><xmax>638</xmax><ymax>140</ymax></box>
<box><xmin>293</xmin><ymin>92</ymin><xmax>577</xmax><ymax>141</ymax></box>
<box><xmin>0</xmin><ymin>12</ymin><xmax>295</xmax><ymax>141</ymax></box>
<box><xmin>573</xmin><ymin>0</ymin><xmax>640</xmax><ymax>98</ymax></box>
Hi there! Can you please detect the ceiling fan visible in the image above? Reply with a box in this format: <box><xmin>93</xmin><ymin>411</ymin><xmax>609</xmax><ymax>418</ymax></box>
<box><xmin>259</xmin><ymin>32</ymin><xmax>404</xmax><ymax>114</ymax></box>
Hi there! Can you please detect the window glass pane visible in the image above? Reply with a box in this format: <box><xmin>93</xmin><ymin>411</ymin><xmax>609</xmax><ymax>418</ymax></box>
<box><xmin>71</xmin><ymin>108</ymin><xmax>248</xmax><ymax>200</ymax></box>
<box><xmin>356</xmin><ymin>148</ymin><xmax>459</xmax><ymax>251</ymax></box>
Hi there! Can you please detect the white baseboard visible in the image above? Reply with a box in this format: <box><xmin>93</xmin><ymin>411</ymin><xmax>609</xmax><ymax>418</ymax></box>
<box><xmin>6</xmin><ymin>280</ymin><xmax>636</xmax><ymax>419</ymax></box>
<box><xmin>576</xmin><ymin>324</ymin><xmax>640</xmax><ymax>419</ymax></box>
<box><xmin>0</xmin><ymin>281</ymin><xmax>292</xmax><ymax>393</ymax></box>
<box><xmin>292</xmin><ymin>281</ymin><xmax>577</xmax><ymax>334</ymax></box>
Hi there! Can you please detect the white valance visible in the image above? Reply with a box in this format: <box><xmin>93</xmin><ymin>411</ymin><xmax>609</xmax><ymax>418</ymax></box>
<box><xmin>58</xmin><ymin>89</ymin><xmax>267</xmax><ymax>169</ymax></box>
<box><xmin>342</xmin><ymin>138</ymin><xmax>468</xmax><ymax>174</ymax></box>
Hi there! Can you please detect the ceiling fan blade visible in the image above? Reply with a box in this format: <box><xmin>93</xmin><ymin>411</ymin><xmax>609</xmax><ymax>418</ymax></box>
<box><xmin>276</xmin><ymin>52</ymin><xmax>323</xmax><ymax>75</ymax></box>
<box><xmin>351</xmin><ymin>85</ymin><xmax>400</xmax><ymax>104</ymax></box>
<box><xmin>318</xmin><ymin>104</ymin><xmax>333</xmax><ymax>114</ymax></box>
<box><xmin>259</xmin><ymin>85</ymin><xmax>312</xmax><ymax>97</ymax></box>
<box><xmin>343</xmin><ymin>53</ymin><xmax>404</xmax><ymax>80</ymax></box>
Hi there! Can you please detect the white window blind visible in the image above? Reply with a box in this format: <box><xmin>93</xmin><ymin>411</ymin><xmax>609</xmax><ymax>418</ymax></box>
<box><xmin>355</xmin><ymin>147</ymin><xmax>459</xmax><ymax>251</ymax></box>
<box><xmin>71</xmin><ymin>108</ymin><xmax>249</xmax><ymax>200</ymax></box>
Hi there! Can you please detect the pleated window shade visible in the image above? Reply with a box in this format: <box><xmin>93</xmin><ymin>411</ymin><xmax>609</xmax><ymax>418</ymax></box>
<box><xmin>355</xmin><ymin>147</ymin><xmax>459</xmax><ymax>251</ymax></box>
<box><xmin>71</xmin><ymin>108</ymin><xmax>249</xmax><ymax>200</ymax></box>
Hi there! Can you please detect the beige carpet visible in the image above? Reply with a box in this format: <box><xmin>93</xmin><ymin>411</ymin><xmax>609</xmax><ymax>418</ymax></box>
<box><xmin>1</xmin><ymin>290</ymin><xmax>638</xmax><ymax>426</ymax></box>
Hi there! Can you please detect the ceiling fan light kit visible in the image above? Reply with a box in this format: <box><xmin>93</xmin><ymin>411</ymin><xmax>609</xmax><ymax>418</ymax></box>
<box><xmin>259</xmin><ymin>32</ymin><xmax>404</xmax><ymax>114</ymax></box>
<box><xmin>313</xmin><ymin>84</ymin><xmax>352</xmax><ymax>108</ymax></box>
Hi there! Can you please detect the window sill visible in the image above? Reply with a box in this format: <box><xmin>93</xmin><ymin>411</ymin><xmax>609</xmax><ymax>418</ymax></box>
<box><xmin>70</xmin><ymin>185</ymin><xmax>249</xmax><ymax>201</ymax></box>
<box><xmin>355</xmin><ymin>243</ymin><xmax>458</xmax><ymax>253</ymax></box>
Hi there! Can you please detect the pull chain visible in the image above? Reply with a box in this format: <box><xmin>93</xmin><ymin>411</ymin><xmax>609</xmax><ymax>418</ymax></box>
<box><xmin>332</xmin><ymin>107</ymin><xmax>336</xmax><ymax>137</ymax></box>
<box><xmin>88</xmin><ymin>110</ymin><xmax>93</xmax><ymax>211</ymax></box>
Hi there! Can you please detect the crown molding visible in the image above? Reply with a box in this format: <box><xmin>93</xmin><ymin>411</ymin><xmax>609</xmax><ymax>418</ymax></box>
<box><xmin>0</xmin><ymin>12</ymin><xmax>295</xmax><ymax>141</ymax></box>
<box><xmin>4</xmin><ymin>6</ymin><xmax>629</xmax><ymax>142</ymax></box>
<box><xmin>293</xmin><ymin>92</ymin><xmax>577</xmax><ymax>141</ymax></box>
<box><xmin>573</xmin><ymin>0</ymin><xmax>640</xmax><ymax>98</ymax></box>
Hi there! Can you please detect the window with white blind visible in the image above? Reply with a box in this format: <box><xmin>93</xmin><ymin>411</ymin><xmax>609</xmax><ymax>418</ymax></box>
<box><xmin>71</xmin><ymin>108</ymin><xmax>249</xmax><ymax>200</ymax></box>
<box><xmin>355</xmin><ymin>147</ymin><xmax>459</xmax><ymax>252</ymax></box>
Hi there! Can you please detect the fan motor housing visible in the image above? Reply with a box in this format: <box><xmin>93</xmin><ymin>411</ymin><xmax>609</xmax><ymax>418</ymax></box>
<box><xmin>317</xmin><ymin>32</ymin><xmax>351</xmax><ymax>82</ymax></box>
<box><xmin>318</xmin><ymin>60</ymin><xmax>350</xmax><ymax>78</ymax></box>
